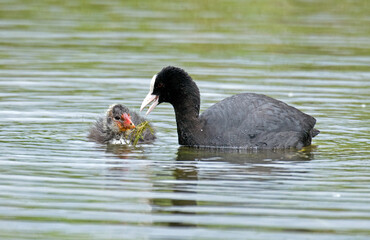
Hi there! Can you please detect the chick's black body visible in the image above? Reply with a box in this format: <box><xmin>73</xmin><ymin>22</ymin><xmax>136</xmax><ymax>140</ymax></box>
<box><xmin>144</xmin><ymin>66</ymin><xmax>319</xmax><ymax>149</ymax></box>
<box><xmin>88</xmin><ymin>104</ymin><xmax>155</xmax><ymax>144</ymax></box>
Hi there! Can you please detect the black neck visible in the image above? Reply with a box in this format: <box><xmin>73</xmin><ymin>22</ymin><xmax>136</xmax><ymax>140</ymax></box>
<box><xmin>171</xmin><ymin>83</ymin><xmax>203</xmax><ymax>146</ymax></box>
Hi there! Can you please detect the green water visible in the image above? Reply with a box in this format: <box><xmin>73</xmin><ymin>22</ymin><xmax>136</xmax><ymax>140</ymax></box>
<box><xmin>0</xmin><ymin>0</ymin><xmax>369</xmax><ymax>239</ymax></box>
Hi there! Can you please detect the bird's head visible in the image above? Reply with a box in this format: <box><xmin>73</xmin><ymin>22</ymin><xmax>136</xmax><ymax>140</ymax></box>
<box><xmin>106</xmin><ymin>104</ymin><xmax>135</xmax><ymax>133</ymax></box>
<box><xmin>140</xmin><ymin>66</ymin><xmax>199</xmax><ymax>115</ymax></box>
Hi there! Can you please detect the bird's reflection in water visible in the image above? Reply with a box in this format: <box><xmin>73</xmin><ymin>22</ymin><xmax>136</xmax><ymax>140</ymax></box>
<box><xmin>103</xmin><ymin>144</ymin><xmax>145</xmax><ymax>172</ymax></box>
<box><xmin>177</xmin><ymin>146</ymin><xmax>315</xmax><ymax>176</ymax></box>
<box><xmin>151</xmin><ymin>146</ymin><xmax>315</xmax><ymax>227</ymax></box>
<box><xmin>150</xmin><ymin>151</ymin><xmax>198</xmax><ymax>227</ymax></box>
<box><xmin>177</xmin><ymin>145</ymin><xmax>315</xmax><ymax>162</ymax></box>
<box><xmin>105</xmin><ymin>144</ymin><xmax>133</xmax><ymax>157</ymax></box>
<box><xmin>103</xmin><ymin>144</ymin><xmax>315</xmax><ymax>227</ymax></box>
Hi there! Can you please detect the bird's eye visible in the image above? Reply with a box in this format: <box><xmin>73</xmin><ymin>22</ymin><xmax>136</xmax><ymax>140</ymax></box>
<box><xmin>114</xmin><ymin>116</ymin><xmax>120</xmax><ymax>120</ymax></box>
<box><xmin>157</xmin><ymin>83</ymin><xmax>164</xmax><ymax>88</ymax></box>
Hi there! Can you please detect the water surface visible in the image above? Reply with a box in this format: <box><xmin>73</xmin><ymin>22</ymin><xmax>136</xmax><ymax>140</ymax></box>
<box><xmin>0</xmin><ymin>0</ymin><xmax>369</xmax><ymax>239</ymax></box>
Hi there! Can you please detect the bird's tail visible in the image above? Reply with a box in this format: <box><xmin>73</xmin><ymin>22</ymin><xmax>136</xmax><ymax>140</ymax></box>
<box><xmin>312</xmin><ymin>128</ymin><xmax>320</xmax><ymax>138</ymax></box>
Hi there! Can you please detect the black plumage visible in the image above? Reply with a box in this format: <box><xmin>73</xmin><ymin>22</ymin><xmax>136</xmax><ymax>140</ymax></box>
<box><xmin>141</xmin><ymin>66</ymin><xmax>318</xmax><ymax>149</ymax></box>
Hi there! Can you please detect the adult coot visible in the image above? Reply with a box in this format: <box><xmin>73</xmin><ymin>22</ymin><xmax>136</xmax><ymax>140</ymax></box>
<box><xmin>89</xmin><ymin>104</ymin><xmax>155</xmax><ymax>144</ymax></box>
<box><xmin>140</xmin><ymin>66</ymin><xmax>319</xmax><ymax>149</ymax></box>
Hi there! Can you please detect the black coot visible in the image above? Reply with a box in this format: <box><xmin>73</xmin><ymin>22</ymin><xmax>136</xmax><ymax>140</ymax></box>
<box><xmin>140</xmin><ymin>66</ymin><xmax>319</xmax><ymax>149</ymax></box>
<box><xmin>88</xmin><ymin>104</ymin><xmax>155</xmax><ymax>144</ymax></box>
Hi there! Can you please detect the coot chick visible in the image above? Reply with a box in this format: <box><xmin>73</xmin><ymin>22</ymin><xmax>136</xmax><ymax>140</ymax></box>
<box><xmin>141</xmin><ymin>66</ymin><xmax>319</xmax><ymax>149</ymax></box>
<box><xmin>89</xmin><ymin>104</ymin><xmax>155</xmax><ymax>144</ymax></box>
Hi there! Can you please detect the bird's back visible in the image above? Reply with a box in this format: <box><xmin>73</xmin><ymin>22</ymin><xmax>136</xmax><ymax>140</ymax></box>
<box><xmin>88</xmin><ymin>116</ymin><xmax>112</xmax><ymax>143</ymax></box>
<box><xmin>199</xmin><ymin>93</ymin><xmax>318</xmax><ymax>149</ymax></box>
